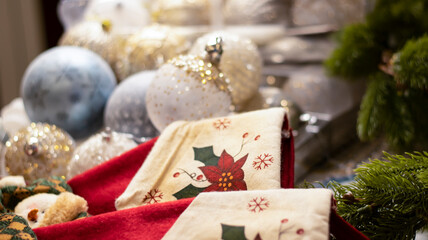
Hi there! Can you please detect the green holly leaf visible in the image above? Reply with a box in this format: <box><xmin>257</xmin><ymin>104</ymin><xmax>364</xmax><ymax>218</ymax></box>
<box><xmin>173</xmin><ymin>184</ymin><xmax>205</xmax><ymax>200</ymax></box>
<box><xmin>221</xmin><ymin>224</ymin><xmax>247</xmax><ymax>240</ymax></box>
<box><xmin>193</xmin><ymin>146</ymin><xmax>219</xmax><ymax>166</ymax></box>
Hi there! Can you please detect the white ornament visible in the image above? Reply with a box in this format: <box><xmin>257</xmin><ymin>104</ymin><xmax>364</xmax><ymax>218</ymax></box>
<box><xmin>190</xmin><ymin>32</ymin><xmax>263</xmax><ymax>108</ymax></box>
<box><xmin>1</xmin><ymin>98</ymin><xmax>31</xmax><ymax>137</ymax></box>
<box><xmin>146</xmin><ymin>55</ymin><xmax>232</xmax><ymax>131</ymax></box>
<box><xmin>67</xmin><ymin>130</ymin><xmax>137</xmax><ymax>178</ymax></box>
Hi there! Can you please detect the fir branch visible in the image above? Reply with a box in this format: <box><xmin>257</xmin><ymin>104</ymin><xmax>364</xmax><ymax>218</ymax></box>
<box><xmin>324</xmin><ymin>23</ymin><xmax>382</xmax><ymax>79</ymax></box>
<box><xmin>366</xmin><ymin>0</ymin><xmax>428</xmax><ymax>50</ymax></box>
<box><xmin>330</xmin><ymin>152</ymin><xmax>428</xmax><ymax>240</ymax></box>
<box><xmin>357</xmin><ymin>72</ymin><xmax>415</xmax><ymax>149</ymax></box>
<box><xmin>394</xmin><ymin>35</ymin><xmax>428</xmax><ymax>89</ymax></box>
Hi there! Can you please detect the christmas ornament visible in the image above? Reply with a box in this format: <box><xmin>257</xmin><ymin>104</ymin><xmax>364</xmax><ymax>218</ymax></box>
<box><xmin>292</xmin><ymin>0</ymin><xmax>366</xmax><ymax>27</ymax></box>
<box><xmin>0</xmin><ymin>118</ymin><xmax>8</xmax><ymax>144</ymax></box>
<box><xmin>224</xmin><ymin>0</ymin><xmax>290</xmax><ymax>25</ymax></box>
<box><xmin>239</xmin><ymin>87</ymin><xmax>303</xmax><ymax>129</ymax></box>
<box><xmin>21</xmin><ymin>46</ymin><xmax>116</xmax><ymax>138</ymax></box>
<box><xmin>67</xmin><ymin>129</ymin><xmax>137</xmax><ymax>178</ymax></box>
<box><xmin>146</xmin><ymin>43</ymin><xmax>232</xmax><ymax>131</ymax></box>
<box><xmin>151</xmin><ymin>0</ymin><xmax>210</xmax><ymax>26</ymax></box>
<box><xmin>190</xmin><ymin>32</ymin><xmax>262</xmax><ymax>108</ymax></box>
<box><xmin>84</xmin><ymin>0</ymin><xmax>151</xmax><ymax>34</ymax></box>
<box><xmin>0</xmin><ymin>98</ymin><xmax>31</xmax><ymax>137</ymax></box>
<box><xmin>104</xmin><ymin>71</ymin><xmax>159</xmax><ymax>138</ymax></box>
<box><xmin>59</xmin><ymin>21</ymin><xmax>120</xmax><ymax>69</ymax></box>
<box><xmin>57</xmin><ymin>0</ymin><xmax>90</xmax><ymax>30</ymax></box>
<box><xmin>5</xmin><ymin>123</ymin><xmax>75</xmax><ymax>181</ymax></box>
<box><xmin>115</xmin><ymin>24</ymin><xmax>190</xmax><ymax>81</ymax></box>
<box><xmin>261</xmin><ymin>36</ymin><xmax>337</xmax><ymax>64</ymax></box>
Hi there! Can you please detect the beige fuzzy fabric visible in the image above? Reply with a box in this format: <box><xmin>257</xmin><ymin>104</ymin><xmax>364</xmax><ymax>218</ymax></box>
<box><xmin>163</xmin><ymin>189</ymin><xmax>333</xmax><ymax>240</ymax></box>
<box><xmin>116</xmin><ymin>108</ymin><xmax>286</xmax><ymax>210</ymax></box>
<box><xmin>39</xmin><ymin>192</ymin><xmax>88</xmax><ymax>227</ymax></box>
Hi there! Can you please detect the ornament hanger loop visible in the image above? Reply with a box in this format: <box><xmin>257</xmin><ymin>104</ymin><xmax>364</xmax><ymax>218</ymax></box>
<box><xmin>205</xmin><ymin>37</ymin><xmax>223</xmax><ymax>66</ymax></box>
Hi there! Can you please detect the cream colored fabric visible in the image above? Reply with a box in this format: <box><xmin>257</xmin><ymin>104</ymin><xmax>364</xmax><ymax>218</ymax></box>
<box><xmin>163</xmin><ymin>189</ymin><xmax>332</xmax><ymax>240</ymax></box>
<box><xmin>116</xmin><ymin>108</ymin><xmax>286</xmax><ymax>210</ymax></box>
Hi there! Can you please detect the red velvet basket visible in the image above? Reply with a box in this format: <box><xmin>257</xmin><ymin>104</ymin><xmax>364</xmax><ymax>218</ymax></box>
<box><xmin>33</xmin><ymin>118</ymin><xmax>367</xmax><ymax>240</ymax></box>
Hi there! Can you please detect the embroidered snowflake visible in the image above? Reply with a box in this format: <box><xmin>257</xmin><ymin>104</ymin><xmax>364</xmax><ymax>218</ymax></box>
<box><xmin>248</xmin><ymin>197</ymin><xmax>269</xmax><ymax>213</ymax></box>
<box><xmin>141</xmin><ymin>189</ymin><xmax>163</xmax><ymax>204</ymax></box>
<box><xmin>253</xmin><ymin>153</ymin><xmax>274</xmax><ymax>170</ymax></box>
<box><xmin>213</xmin><ymin>118</ymin><xmax>231</xmax><ymax>130</ymax></box>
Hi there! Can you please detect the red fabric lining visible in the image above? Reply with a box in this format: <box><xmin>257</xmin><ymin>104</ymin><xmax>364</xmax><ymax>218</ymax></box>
<box><xmin>330</xmin><ymin>210</ymin><xmax>369</xmax><ymax>240</ymax></box>
<box><xmin>34</xmin><ymin>198</ymin><xmax>193</xmax><ymax>240</ymax></box>
<box><xmin>33</xmin><ymin>114</ymin><xmax>365</xmax><ymax>239</ymax></box>
<box><xmin>280</xmin><ymin>112</ymin><xmax>294</xmax><ymax>188</ymax></box>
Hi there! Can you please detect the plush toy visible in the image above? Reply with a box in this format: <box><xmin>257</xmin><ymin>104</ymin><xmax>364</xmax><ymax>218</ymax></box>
<box><xmin>14</xmin><ymin>192</ymin><xmax>88</xmax><ymax>228</ymax></box>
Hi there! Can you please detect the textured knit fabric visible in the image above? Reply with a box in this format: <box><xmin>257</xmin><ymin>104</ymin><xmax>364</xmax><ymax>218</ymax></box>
<box><xmin>0</xmin><ymin>177</ymin><xmax>71</xmax><ymax>212</ymax></box>
<box><xmin>0</xmin><ymin>213</ymin><xmax>37</xmax><ymax>240</ymax></box>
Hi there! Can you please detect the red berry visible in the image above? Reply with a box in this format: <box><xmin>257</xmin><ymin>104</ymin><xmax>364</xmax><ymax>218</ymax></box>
<box><xmin>281</xmin><ymin>218</ymin><xmax>288</xmax><ymax>224</ymax></box>
<box><xmin>255</xmin><ymin>135</ymin><xmax>260</xmax><ymax>141</ymax></box>
<box><xmin>296</xmin><ymin>229</ymin><xmax>304</xmax><ymax>235</ymax></box>
<box><xmin>196</xmin><ymin>175</ymin><xmax>203</xmax><ymax>180</ymax></box>
<box><xmin>173</xmin><ymin>172</ymin><xmax>180</xmax><ymax>178</ymax></box>
<box><xmin>242</xmin><ymin>132</ymin><xmax>249</xmax><ymax>138</ymax></box>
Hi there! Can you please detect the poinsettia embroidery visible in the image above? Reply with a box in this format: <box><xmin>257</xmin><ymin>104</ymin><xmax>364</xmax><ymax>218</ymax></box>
<box><xmin>200</xmin><ymin>150</ymin><xmax>248</xmax><ymax>192</ymax></box>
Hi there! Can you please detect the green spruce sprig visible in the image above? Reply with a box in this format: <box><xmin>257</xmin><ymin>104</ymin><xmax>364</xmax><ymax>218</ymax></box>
<box><xmin>329</xmin><ymin>152</ymin><xmax>428</xmax><ymax>240</ymax></box>
<box><xmin>325</xmin><ymin>0</ymin><xmax>428</xmax><ymax>150</ymax></box>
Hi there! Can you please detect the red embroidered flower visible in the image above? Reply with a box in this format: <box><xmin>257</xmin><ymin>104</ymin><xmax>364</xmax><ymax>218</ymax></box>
<box><xmin>199</xmin><ymin>150</ymin><xmax>248</xmax><ymax>192</ymax></box>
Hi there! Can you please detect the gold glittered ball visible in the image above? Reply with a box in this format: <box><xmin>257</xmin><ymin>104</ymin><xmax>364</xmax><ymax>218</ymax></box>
<box><xmin>114</xmin><ymin>24</ymin><xmax>190</xmax><ymax>81</ymax></box>
<box><xmin>5</xmin><ymin>123</ymin><xmax>75</xmax><ymax>181</ymax></box>
<box><xmin>190</xmin><ymin>32</ymin><xmax>263</xmax><ymax>108</ymax></box>
<box><xmin>59</xmin><ymin>20</ymin><xmax>125</xmax><ymax>73</ymax></box>
<box><xmin>151</xmin><ymin>0</ymin><xmax>210</xmax><ymax>26</ymax></box>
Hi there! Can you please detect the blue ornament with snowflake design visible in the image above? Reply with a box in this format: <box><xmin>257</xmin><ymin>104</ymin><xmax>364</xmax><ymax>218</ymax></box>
<box><xmin>21</xmin><ymin>46</ymin><xmax>116</xmax><ymax>138</ymax></box>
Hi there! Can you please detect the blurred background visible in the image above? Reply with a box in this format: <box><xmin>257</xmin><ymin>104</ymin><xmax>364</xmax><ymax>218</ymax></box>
<box><xmin>0</xmin><ymin>0</ymin><xmax>62</xmax><ymax>108</ymax></box>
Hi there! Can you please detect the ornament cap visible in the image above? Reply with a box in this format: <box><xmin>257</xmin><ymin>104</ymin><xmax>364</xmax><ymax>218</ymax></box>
<box><xmin>102</xmin><ymin>127</ymin><xmax>112</xmax><ymax>143</ymax></box>
<box><xmin>101</xmin><ymin>20</ymin><xmax>112</xmax><ymax>32</ymax></box>
<box><xmin>24</xmin><ymin>137</ymin><xmax>39</xmax><ymax>156</ymax></box>
<box><xmin>205</xmin><ymin>37</ymin><xmax>223</xmax><ymax>66</ymax></box>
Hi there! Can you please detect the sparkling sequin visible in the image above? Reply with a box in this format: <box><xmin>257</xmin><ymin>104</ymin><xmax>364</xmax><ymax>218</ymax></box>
<box><xmin>5</xmin><ymin>123</ymin><xmax>75</xmax><ymax>181</ymax></box>
<box><xmin>169</xmin><ymin>55</ymin><xmax>231</xmax><ymax>94</ymax></box>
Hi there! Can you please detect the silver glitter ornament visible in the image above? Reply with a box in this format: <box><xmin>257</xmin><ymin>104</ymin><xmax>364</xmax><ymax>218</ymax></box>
<box><xmin>57</xmin><ymin>0</ymin><xmax>89</xmax><ymax>30</ymax></box>
<box><xmin>104</xmin><ymin>71</ymin><xmax>159</xmax><ymax>138</ymax></box>
<box><xmin>146</xmin><ymin>54</ymin><xmax>233</xmax><ymax>131</ymax></box>
<box><xmin>67</xmin><ymin>129</ymin><xmax>137</xmax><ymax>178</ymax></box>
